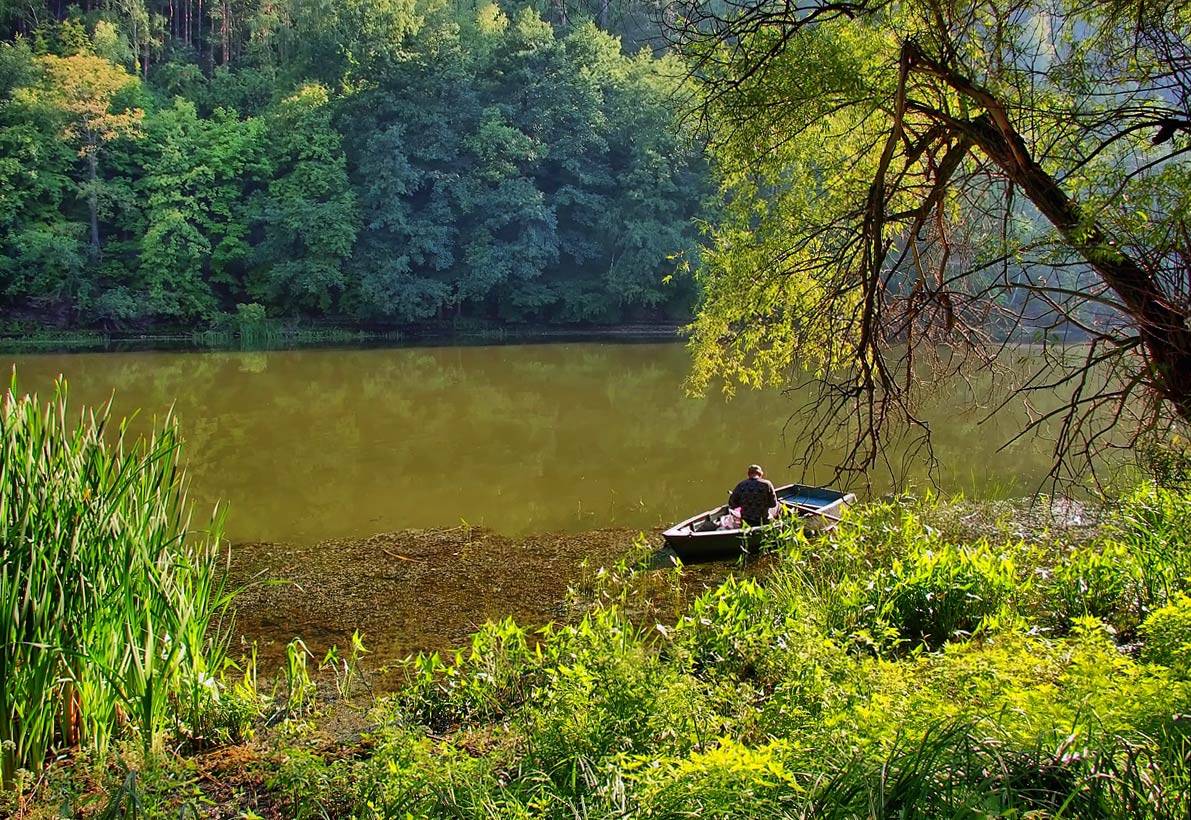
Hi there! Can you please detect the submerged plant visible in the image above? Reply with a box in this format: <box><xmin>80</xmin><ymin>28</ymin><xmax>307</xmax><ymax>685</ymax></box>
<box><xmin>0</xmin><ymin>375</ymin><xmax>235</xmax><ymax>786</ymax></box>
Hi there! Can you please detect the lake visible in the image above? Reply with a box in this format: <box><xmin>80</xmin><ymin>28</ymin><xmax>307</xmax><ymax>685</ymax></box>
<box><xmin>6</xmin><ymin>341</ymin><xmax>1060</xmax><ymax>546</ymax></box>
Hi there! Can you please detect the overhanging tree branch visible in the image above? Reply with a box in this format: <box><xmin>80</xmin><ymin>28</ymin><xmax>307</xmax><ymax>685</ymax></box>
<box><xmin>673</xmin><ymin>0</ymin><xmax>1191</xmax><ymax>486</ymax></box>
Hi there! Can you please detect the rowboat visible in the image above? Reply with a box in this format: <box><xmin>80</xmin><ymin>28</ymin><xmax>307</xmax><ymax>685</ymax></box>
<box><xmin>661</xmin><ymin>484</ymin><xmax>856</xmax><ymax>563</ymax></box>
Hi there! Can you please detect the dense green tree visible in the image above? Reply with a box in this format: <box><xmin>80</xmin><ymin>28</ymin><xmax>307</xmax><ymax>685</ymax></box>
<box><xmin>341</xmin><ymin>14</ymin><xmax>478</xmax><ymax>321</ymax></box>
<box><xmin>29</xmin><ymin>52</ymin><xmax>144</xmax><ymax>260</ymax></box>
<box><xmin>0</xmin><ymin>41</ymin><xmax>87</xmax><ymax>318</ymax></box>
<box><xmin>0</xmin><ymin>0</ymin><xmax>708</xmax><ymax>330</ymax></box>
<box><xmin>251</xmin><ymin>83</ymin><xmax>356</xmax><ymax>313</ymax></box>
<box><xmin>541</xmin><ymin>22</ymin><xmax>705</xmax><ymax>321</ymax></box>
<box><xmin>105</xmin><ymin>0</ymin><xmax>157</xmax><ymax>78</ymax></box>
<box><xmin>341</xmin><ymin>0</ymin><xmax>702</xmax><ymax>326</ymax></box>
<box><xmin>136</xmin><ymin>98</ymin><xmax>267</xmax><ymax>320</ymax></box>
<box><xmin>247</xmin><ymin>0</ymin><xmax>422</xmax><ymax>84</ymax></box>
<box><xmin>456</xmin><ymin>9</ymin><xmax>564</xmax><ymax>318</ymax></box>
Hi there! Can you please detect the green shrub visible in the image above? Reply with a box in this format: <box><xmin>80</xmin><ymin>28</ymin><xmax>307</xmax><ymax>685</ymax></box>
<box><xmin>804</xmin><ymin>500</ymin><xmax>1023</xmax><ymax>652</ymax></box>
<box><xmin>399</xmin><ymin>617</ymin><xmax>536</xmax><ymax>727</ymax></box>
<box><xmin>629</xmin><ymin>736</ymin><xmax>805</xmax><ymax>817</ymax></box>
<box><xmin>674</xmin><ymin>576</ymin><xmax>775</xmax><ymax>677</ymax></box>
<box><xmin>1135</xmin><ymin>434</ymin><xmax>1191</xmax><ymax>490</ymax></box>
<box><xmin>1108</xmin><ymin>485</ymin><xmax>1191</xmax><ymax>617</ymax></box>
<box><xmin>811</xmin><ymin>497</ymin><xmax>923</xmax><ymax>577</ymax></box>
<box><xmin>1141</xmin><ymin>594</ymin><xmax>1191</xmax><ymax>676</ymax></box>
<box><xmin>1048</xmin><ymin>541</ymin><xmax>1132</xmax><ymax>631</ymax></box>
<box><xmin>867</xmin><ymin>540</ymin><xmax>1019</xmax><ymax>650</ymax></box>
<box><xmin>527</xmin><ymin>607</ymin><xmax>661</xmax><ymax>780</ymax></box>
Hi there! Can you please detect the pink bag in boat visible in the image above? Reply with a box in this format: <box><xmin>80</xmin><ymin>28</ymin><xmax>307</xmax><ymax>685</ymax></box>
<box><xmin>719</xmin><ymin>507</ymin><xmax>743</xmax><ymax>530</ymax></box>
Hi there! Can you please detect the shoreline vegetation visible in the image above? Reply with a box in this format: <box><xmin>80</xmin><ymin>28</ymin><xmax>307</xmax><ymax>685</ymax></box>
<box><xmin>0</xmin><ymin>322</ymin><xmax>1096</xmax><ymax>357</ymax></box>
<box><xmin>4</xmin><ymin>382</ymin><xmax>1191</xmax><ymax>818</ymax></box>
<box><xmin>0</xmin><ymin>320</ymin><xmax>689</xmax><ymax>354</ymax></box>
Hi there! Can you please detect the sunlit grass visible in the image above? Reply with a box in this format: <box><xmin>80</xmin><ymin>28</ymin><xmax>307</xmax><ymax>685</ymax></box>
<box><xmin>284</xmin><ymin>488</ymin><xmax>1191</xmax><ymax>820</ymax></box>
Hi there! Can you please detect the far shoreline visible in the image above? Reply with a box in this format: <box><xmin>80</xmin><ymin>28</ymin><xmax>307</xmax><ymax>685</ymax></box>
<box><xmin>0</xmin><ymin>320</ymin><xmax>690</xmax><ymax>355</ymax></box>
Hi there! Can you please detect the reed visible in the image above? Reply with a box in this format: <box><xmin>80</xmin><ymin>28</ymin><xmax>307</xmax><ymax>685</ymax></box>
<box><xmin>0</xmin><ymin>329</ymin><xmax>111</xmax><ymax>352</ymax></box>
<box><xmin>0</xmin><ymin>375</ymin><xmax>234</xmax><ymax>787</ymax></box>
<box><xmin>192</xmin><ymin>306</ymin><xmax>392</xmax><ymax>351</ymax></box>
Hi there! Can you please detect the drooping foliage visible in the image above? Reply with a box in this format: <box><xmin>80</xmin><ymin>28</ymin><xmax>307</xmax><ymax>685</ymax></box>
<box><xmin>670</xmin><ymin>0</ymin><xmax>1191</xmax><ymax>481</ymax></box>
<box><xmin>0</xmin><ymin>0</ymin><xmax>708</xmax><ymax>329</ymax></box>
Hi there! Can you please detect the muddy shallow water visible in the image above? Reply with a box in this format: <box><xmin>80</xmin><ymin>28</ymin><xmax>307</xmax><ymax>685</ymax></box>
<box><xmin>226</xmin><ymin>525</ymin><xmax>751</xmax><ymax>681</ymax></box>
<box><xmin>229</xmin><ymin>526</ymin><xmax>636</xmax><ymax>663</ymax></box>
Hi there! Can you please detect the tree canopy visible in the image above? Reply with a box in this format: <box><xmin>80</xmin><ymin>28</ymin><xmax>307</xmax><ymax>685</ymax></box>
<box><xmin>670</xmin><ymin>0</ymin><xmax>1191</xmax><ymax>482</ymax></box>
<box><xmin>0</xmin><ymin>0</ymin><xmax>709</xmax><ymax>330</ymax></box>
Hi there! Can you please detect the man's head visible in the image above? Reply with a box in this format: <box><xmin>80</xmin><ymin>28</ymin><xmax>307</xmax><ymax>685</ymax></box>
<box><xmin>747</xmin><ymin>464</ymin><xmax>763</xmax><ymax>478</ymax></box>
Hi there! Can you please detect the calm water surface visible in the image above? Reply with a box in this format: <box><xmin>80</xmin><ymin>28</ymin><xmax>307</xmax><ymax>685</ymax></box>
<box><xmin>7</xmin><ymin>342</ymin><xmax>1055</xmax><ymax>545</ymax></box>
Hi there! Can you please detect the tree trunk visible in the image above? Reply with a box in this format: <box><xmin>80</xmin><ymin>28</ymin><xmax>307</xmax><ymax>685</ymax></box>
<box><xmin>962</xmin><ymin>113</ymin><xmax>1191</xmax><ymax>421</ymax></box>
<box><xmin>221</xmin><ymin>0</ymin><xmax>231</xmax><ymax>65</ymax></box>
<box><xmin>87</xmin><ymin>149</ymin><xmax>101</xmax><ymax>259</ymax></box>
<box><xmin>901</xmin><ymin>43</ymin><xmax>1191</xmax><ymax>422</ymax></box>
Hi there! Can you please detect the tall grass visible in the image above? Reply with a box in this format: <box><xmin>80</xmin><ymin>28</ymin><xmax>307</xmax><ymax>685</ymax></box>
<box><xmin>0</xmin><ymin>375</ymin><xmax>234</xmax><ymax>787</ymax></box>
<box><xmin>1110</xmin><ymin>484</ymin><xmax>1191</xmax><ymax>615</ymax></box>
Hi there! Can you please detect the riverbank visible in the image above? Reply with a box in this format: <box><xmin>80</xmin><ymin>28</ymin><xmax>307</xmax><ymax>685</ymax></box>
<box><xmin>224</xmin><ymin>495</ymin><xmax>1102</xmax><ymax>679</ymax></box>
<box><xmin>226</xmin><ymin>524</ymin><xmax>782</xmax><ymax>687</ymax></box>
<box><xmin>0</xmin><ymin>320</ymin><xmax>688</xmax><ymax>354</ymax></box>
<box><xmin>11</xmin><ymin>488</ymin><xmax>1188</xmax><ymax>819</ymax></box>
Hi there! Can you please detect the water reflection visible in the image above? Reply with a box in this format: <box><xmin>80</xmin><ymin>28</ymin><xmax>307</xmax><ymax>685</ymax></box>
<box><xmin>6</xmin><ymin>342</ymin><xmax>1051</xmax><ymax>544</ymax></box>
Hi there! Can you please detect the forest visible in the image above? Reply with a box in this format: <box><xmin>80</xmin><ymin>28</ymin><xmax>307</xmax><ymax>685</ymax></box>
<box><xmin>0</xmin><ymin>0</ymin><xmax>708</xmax><ymax>330</ymax></box>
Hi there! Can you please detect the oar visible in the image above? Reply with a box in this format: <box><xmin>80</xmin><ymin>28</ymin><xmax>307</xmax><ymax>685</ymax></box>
<box><xmin>782</xmin><ymin>500</ymin><xmax>845</xmax><ymax>525</ymax></box>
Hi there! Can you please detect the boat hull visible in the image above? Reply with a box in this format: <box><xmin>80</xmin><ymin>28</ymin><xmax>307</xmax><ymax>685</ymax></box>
<box><xmin>662</xmin><ymin>484</ymin><xmax>855</xmax><ymax>563</ymax></box>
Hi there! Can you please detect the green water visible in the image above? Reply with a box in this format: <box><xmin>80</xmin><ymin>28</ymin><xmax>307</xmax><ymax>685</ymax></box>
<box><xmin>6</xmin><ymin>342</ymin><xmax>1063</xmax><ymax>545</ymax></box>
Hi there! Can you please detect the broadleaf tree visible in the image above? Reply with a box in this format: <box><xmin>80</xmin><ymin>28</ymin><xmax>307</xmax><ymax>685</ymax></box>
<box><xmin>0</xmin><ymin>1</ymin><xmax>708</xmax><ymax>329</ymax></box>
<box><xmin>30</xmin><ymin>53</ymin><xmax>144</xmax><ymax>260</ymax></box>
<box><xmin>669</xmin><ymin>0</ymin><xmax>1191</xmax><ymax>484</ymax></box>
<box><xmin>252</xmin><ymin>83</ymin><xmax>356</xmax><ymax>313</ymax></box>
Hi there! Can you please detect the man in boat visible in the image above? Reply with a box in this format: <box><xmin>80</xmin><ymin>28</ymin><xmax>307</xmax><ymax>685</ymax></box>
<box><xmin>729</xmin><ymin>464</ymin><xmax>779</xmax><ymax>527</ymax></box>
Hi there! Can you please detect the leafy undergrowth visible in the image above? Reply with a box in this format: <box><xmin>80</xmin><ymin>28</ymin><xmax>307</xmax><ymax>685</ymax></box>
<box><xmin>9</xmin><ymin>487</ymin><xmax>1191</xmax><ymax>819</ymax></box>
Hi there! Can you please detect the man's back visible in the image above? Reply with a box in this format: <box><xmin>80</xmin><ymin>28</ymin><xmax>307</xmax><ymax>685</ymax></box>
<box><xmin>729</xmin><ymin>476</ymin><xmax>778</xmax><ymax>526</ymax></box>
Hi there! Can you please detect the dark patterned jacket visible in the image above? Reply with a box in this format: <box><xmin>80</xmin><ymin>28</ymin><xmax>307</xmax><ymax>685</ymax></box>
<box><xmin>729</xmin><ymin>477</ymin><xmax>778</xmax><ymax>526</ymax></box>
